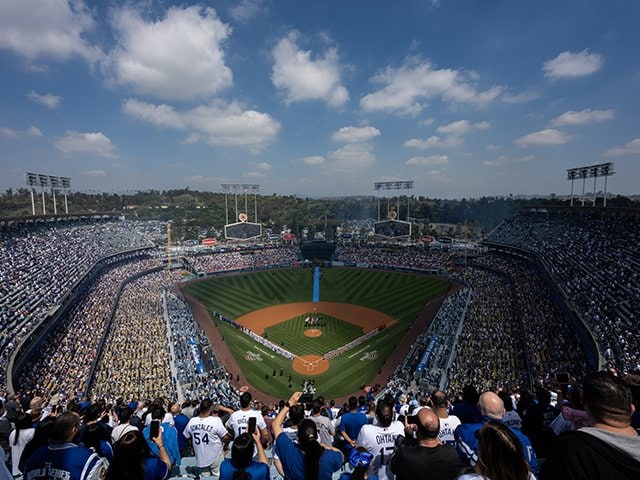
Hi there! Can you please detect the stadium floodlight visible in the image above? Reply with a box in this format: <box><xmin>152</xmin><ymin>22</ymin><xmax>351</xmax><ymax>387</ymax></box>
<box><xmin>24</xmin><ymin>172</ymin><xmax>72</xmax><ymax>215</ymax></box>
<box><xmin>567</xmin><ymin>162</ymin><xmax>615</xmax><ymax>207</ymax></box>
<box><xmin>221</xmin><ymin>183</ymin><xmax>261</xmax><ymax>227</ymax></box>
<box><xmin>373</xmin><ymin>180</ymin><xmax>414</xmax><ymax>221</ymax></box>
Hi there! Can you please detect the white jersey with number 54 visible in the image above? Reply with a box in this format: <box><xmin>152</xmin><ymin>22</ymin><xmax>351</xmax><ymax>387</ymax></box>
<box><xmin>183</xmin><ymin>415</ymin><xmax>228</xmax><ymax>468</ymax></box>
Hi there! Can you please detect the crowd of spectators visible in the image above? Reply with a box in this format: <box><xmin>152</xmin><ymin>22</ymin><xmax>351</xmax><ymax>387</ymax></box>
<box><xmin>90</xmin><ymin>270</ymin><xmax>183</xmax><ymax>402</ymax></box>
<box><xmin>188</xmin><ymin>246</ymin><xmax>300</xmax><ymax>273</ymax></box>
<box><xmin>17</xmin><ymin>257</ymin><xmax>162</xmax><ymax>401</ymax></box>
<box><xmin>164</xmin><ymin>292</ymin><xmax>239</xmax><ymax>407</ymax></box>
<box><xmin>334</xmin><ymin>244</ymin><xmax>448</xmax><ymax>271</ymax></box>
<box><xmin>0</xmin><ymin>219</ymin><xmax>159</xmax><ymax>392</ymax></box>
<box><xmin>487</xmin><ymin>211</ymin><xmax>640</xmax><ymax>373</ymax></box>
<box><xmin>471</xmin><ymin>254</ymin><xmax>591</xmax><ymax>382</ymax></box>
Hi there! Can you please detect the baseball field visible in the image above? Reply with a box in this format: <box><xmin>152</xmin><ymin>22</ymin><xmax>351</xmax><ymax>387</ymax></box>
<box><xmin>181</xmin><ymin>267</ymin><xmax>450</xmax><ymax>399</ymax></box>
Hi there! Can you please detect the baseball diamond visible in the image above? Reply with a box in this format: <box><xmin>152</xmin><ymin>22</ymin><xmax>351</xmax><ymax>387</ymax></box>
<box><xmin>181</xmin><ymin>267</ymin><xmax>451</xmax><ymax>399</ymax></box>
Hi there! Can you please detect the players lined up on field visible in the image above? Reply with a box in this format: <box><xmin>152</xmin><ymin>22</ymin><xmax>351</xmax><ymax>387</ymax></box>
<box><xmin>2</xmin><ymin>370</ymin><xmax>638</xmax><ymax>480</ymax></box>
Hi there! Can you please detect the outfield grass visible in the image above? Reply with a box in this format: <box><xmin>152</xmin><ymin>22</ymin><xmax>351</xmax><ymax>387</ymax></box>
<box><xmin>182</xmin><ymin>267</ymin><xmax>449</xmax><ymax>399</ymax></box>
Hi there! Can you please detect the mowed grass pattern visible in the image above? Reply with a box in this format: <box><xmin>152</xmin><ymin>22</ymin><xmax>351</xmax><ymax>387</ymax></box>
<box><xmin>264</xmin><ymin>314</ymin><xmax>363</xmax><ymax>355</ymax></box>
<box><xmin>182</xmin><ymin>268</ymin><xmax>450</xmax><ymax>399</ymax></box>
<box><xmin>184</xmin><ymin>269</ymin><xmax>315</xmax><ymax>318</ymax></box>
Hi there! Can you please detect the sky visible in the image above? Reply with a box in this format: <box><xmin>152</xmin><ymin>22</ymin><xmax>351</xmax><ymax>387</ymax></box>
<box><xmin>1</xmin><ymin>0</ymin><xmax>639</xmax><ymax>199</ymax></box>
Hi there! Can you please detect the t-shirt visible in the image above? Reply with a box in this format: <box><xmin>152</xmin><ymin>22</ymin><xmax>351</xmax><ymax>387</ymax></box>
<box><xmin>390</xmin><ymin>444</ymin><xmax>465</xmax><ymax>480</ymax></box>
<box><xmin>219</xmin><ymin>459</ymin><xmax>270</xmax><ymax>480</ymax></box>
<box><xmin>183</xmin><ymin>415</ymin><xmax>228</xmax><ymax>467</ymax></box>
<box><xmin>9</xmin><ymin>426</ymin><xmax>35</xmax><ymax>476</ymax></box>
<box><xmin>438</xmin><ymin>415</ymin><xmax>461</xmax><ymax>447</ymax></box>
<box><xmin>339</xmin><ymin>411</ymin><xmax>368</xmax><ymax>445</ymax></box>
<box><xmin>225</xmin><ymin>410</ymin><xmax>267</xmax><ymax>438</ymax></box>
<box><xmin>275</xmin><ymin>431</ymin><xmax>342</xmax><ymax>480</ymax></box>
<box><xmin>311</xmin><ymin>414</ymin><xmax>335</xmax><ymax>446</ymax></box>
<box><xmin>143</xmin><ymin>455</ymin><xmax>169</xmax><ymax>480</ymax></box>
<box><xmin>24</xmin><ymin>442</ymin><xmax>108</xmax><ymax>480</ymax></box>
<box><xmin>357</xmin><ymin>421</ymin><xmax>405</xmax><ymax>480</ymax></box>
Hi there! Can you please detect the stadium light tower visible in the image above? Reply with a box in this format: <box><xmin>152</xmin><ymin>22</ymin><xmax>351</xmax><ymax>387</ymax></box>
<box><xmin>221</xmin><ymin>183</ymin><xmax>261</xmax><ymax>224</ymax></box>
<box><xmin>373</xmin><ymin>181</ymin><xmax>414</xmax><ymax>221</ymax></box>
<box><xmin>567</xmin><ymin>162</ymin><xmax>614</xmax><ymax>207</ymax></box>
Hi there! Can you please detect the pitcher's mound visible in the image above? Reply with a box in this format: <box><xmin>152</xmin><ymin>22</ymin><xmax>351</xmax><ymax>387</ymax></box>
<box><xmin>293</xmin><ymin>355</ymin><xmax>330</xmax><ymax>375</ymax></box>
<box><xmin>304</xmin><ymin>329</ymin><xmax>323</xmax><ymax>338</ymax></box>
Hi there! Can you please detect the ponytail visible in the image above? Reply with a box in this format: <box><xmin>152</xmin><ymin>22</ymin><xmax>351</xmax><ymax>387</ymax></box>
<box><xmin>297</xmin><ymin>419</ymin><xmax>324</xmax><ymax>480</ymax></box>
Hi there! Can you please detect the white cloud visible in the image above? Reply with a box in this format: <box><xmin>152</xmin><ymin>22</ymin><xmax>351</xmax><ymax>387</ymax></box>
<box><xmin>332</xmin><ymin>126</ymin><xmax>380</xmax><ymax>143</ymax></box>
<box><xmin>406</xmin><ymin>155</ymin><xmax>449</xmax><ymax>166</ymax></box>
<box><xmin>486</xmin><ymin>144</ymin><xmax>502</xmax><ymax>151</ymax></box>
<box><xmin>27</xmin><ymin>126</ymin><xmax>44</xmax><ymax>137</ymax></box>
<box><xmin>107</xmin><ymin>5</ymin><xmax>232</xmax><ymax>101</ymax></box>
<box><xmin>502</xmin><ymin>90</ymin><xmax>539</xmax><ymax>104</ymax></box>
<box><xmin>55</xmin><ymin>131</ymin><xmax>118</xmax><ymax>158</ymax></box>
<box><xmin>229</xmin><ymin>0</ymin><xmax>266</xmax><ymax>24</ymax></box>
<box><xmin>550</xmin><ymin>109</ymin><xmax>615</xmax><ymax>127</ymax></box>
<box><xmin>123</xmin><ymin>98</ymin><xmax>281</xmax><ymax>152</ymax></box>
<box><xmin>271</xmin><ymin>31</ymin><xmax>348</xmax><ymax>107</ymax></box>
<box><xmin>419</xmin><ymin>118</ymin><xmax>435</xmax><ymax>127</ymax></box>
<box><xmin>603</xmin><ymin>138</ymin><xmax>640</xmax><ymax>157</ymax></box>
<box><xmin>484</xmin><ymin>155</ymin><xmax>535</xmax><ymax>167</ymax></box>
<box><xmin>244</xmin><ymin>171</ymin><xmax>266</xmax><ymax>178</ymax></box>
<box><xmin>0</xmin><ymin>0</ymin><xmax>100</xmax><ymax>63</ymax></box>
<box><xmin>328</xmin><ymin>143</ymin><xmax>375</xmax><ymax>172</ymax></box>
<box><xmin>27</xmin><ymin>91</ymin><xmax>62</xmax><ymax>109</ymax></box>
<box><xmin>255</xmin><ymin>161</ymin><xmax>272</xmax><ymax>171</ymax></box>
<box><xmin>403</xmin><ymin>135</ymin><xmax>463</xmax><ymax>149</ymax></box>
<box><xmin>302</xmin><ymin>155</ymin><xmax>325</xmax><ymax>165</ymax></box>
<box><xmin>360</xmin><ymin>57</ymin><xmax>503</xmax><ymax>115</ymax></box>
<box><xmin>0</xmin><ymin>127</ymin><xmax>20</xmax><ymax>139</ymax></box>
<box><xmin>82</xmin><ymin>169</ymin><xmax>107</xmax><ymax>177</ymax></box>
<box><xmin>436</xmin><ymin>120</ymin><xmax>490</xmax><ymax>136</ymax></box>
<box><xmin>516</xmin><ymin>128</ymin><xmax>575</xmax><ymax>147</ymax></box>
<box><xmin>543</xmin><ymin>49</ymin><xmax>604</xmax><ymax>80</ymax></box>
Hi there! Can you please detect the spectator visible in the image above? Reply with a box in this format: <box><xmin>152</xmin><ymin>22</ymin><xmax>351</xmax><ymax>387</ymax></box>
<box><xmin>24</xmin><ymin>412</ymin><xmax>108</xmax><ymax>480</ymax></box>
<box><xmin>9</xmin><ymin>414</ymin><xmax>34</xmax><ymax>477</ymax></box>
<box><xmin>226</xmin><ymin>392</ymin><xmax>269</xmax><ymax>448</ymax></box>
<box><xmin>454</xmin><ymin>392</ymin><xmax>537</xmax><ymax>473</ymax></box>
<box><xmin>183</xmin><ymin>399</ymin><xmax>231</xmax><ymax>477</ymax></box>
<box><xmin>390</xmin><ymin>408</ymin><xmax>464</xmax><ymax>480</ymax></box>
<box><xmin>541</xmin><ymin>371</ymin><xmax>640</xmax><ymax>479</ymax></box>
<box><xmin>107</xmin><ymin>429</ymin><xmax>170</xmax><ymax>480</ymax></box>
<box><xmin>219</xmin><ymin>431</ymin><xmax>269</xmax><ymax>480</ymax></box>
<box><xmin>272</xmin><ymin>391</ymin><xmax>343</xmax><ymax>480</ymax></box>
<box><xmin>431</xmin><ymin>390</ymin><xmax>461</xmax><ymax>446</ymax></box>
<box><xmin>458</xmin><ymin>420</ymin><xmax>534</xmax><ymax>480</ymax></box>
<box><xmin>357</xmin><ymin>397</ymin><xmax>405</xmax><ymax>480</ymax></box>
<box><xmin>338</xmin><ymin>396</ymin><xmax>368</xmax><ymax>455</ymax></box>
<box><xmin>111</xmin><ymin>406</ymin><xmax>138</xmax><ymax>444</ymax></box>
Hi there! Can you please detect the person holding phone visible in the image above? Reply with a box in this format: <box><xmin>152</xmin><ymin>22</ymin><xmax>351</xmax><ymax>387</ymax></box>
<box><xmin>219</xmin><ymin>429</ymin><xmax>270</xmax><ymax>480</ymax></box>
<box><xmin>225</xmin><ymin>392</ymin><xmax>269</xmax><ymax>449</ymax></box>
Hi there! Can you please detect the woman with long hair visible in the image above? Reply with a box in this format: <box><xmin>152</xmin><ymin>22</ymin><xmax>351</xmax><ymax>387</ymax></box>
<box><xmin>9</xmin><ymin>414</ymin><xmax>35</xmax><ymax>476</ymax></box>
<box><xmin>219</xmin><ymin>429</ymin><xmax>269</xmax><ymax>480</ymax></box>
<box><xmin>272</xmin><ymin>392</ymin><xmax>343</xmax><ymax>480</ymax></box>
<box><xmin>107</xmin><ymin>429</ymin><xmax>171</xmax><ymax>480</ymax></box>
<box><xmin>459</xmin><ymin>420</ymin><xmax>535</xmax><ymax>480</ymax></box>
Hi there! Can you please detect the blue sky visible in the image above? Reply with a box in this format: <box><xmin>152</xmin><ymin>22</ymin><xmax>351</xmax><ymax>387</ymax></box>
<box><xmin>1</xmin><ymin>0</ymin><xmax>639</xmax><ymax>198</ymax></box>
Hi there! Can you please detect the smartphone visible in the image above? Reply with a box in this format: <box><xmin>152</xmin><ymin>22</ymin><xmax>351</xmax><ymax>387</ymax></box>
<box><xmin>248</xmin><ymin>416</ymin><xmax>257</xmax><ymax>435</ymax></box>
<box><xmin>150</xmin><ymin>420</ymin><xmax>160</xmax><ymax>439</ymax></box>
<box><xmin>555</xmin><ymin>372</ymin><xmax>570</xmax><ymax>384</ymax></box>
<box><xmin>407</xmin><ymin>415</ymin><xmax>419</xmax><ymax>425</ymax></box>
